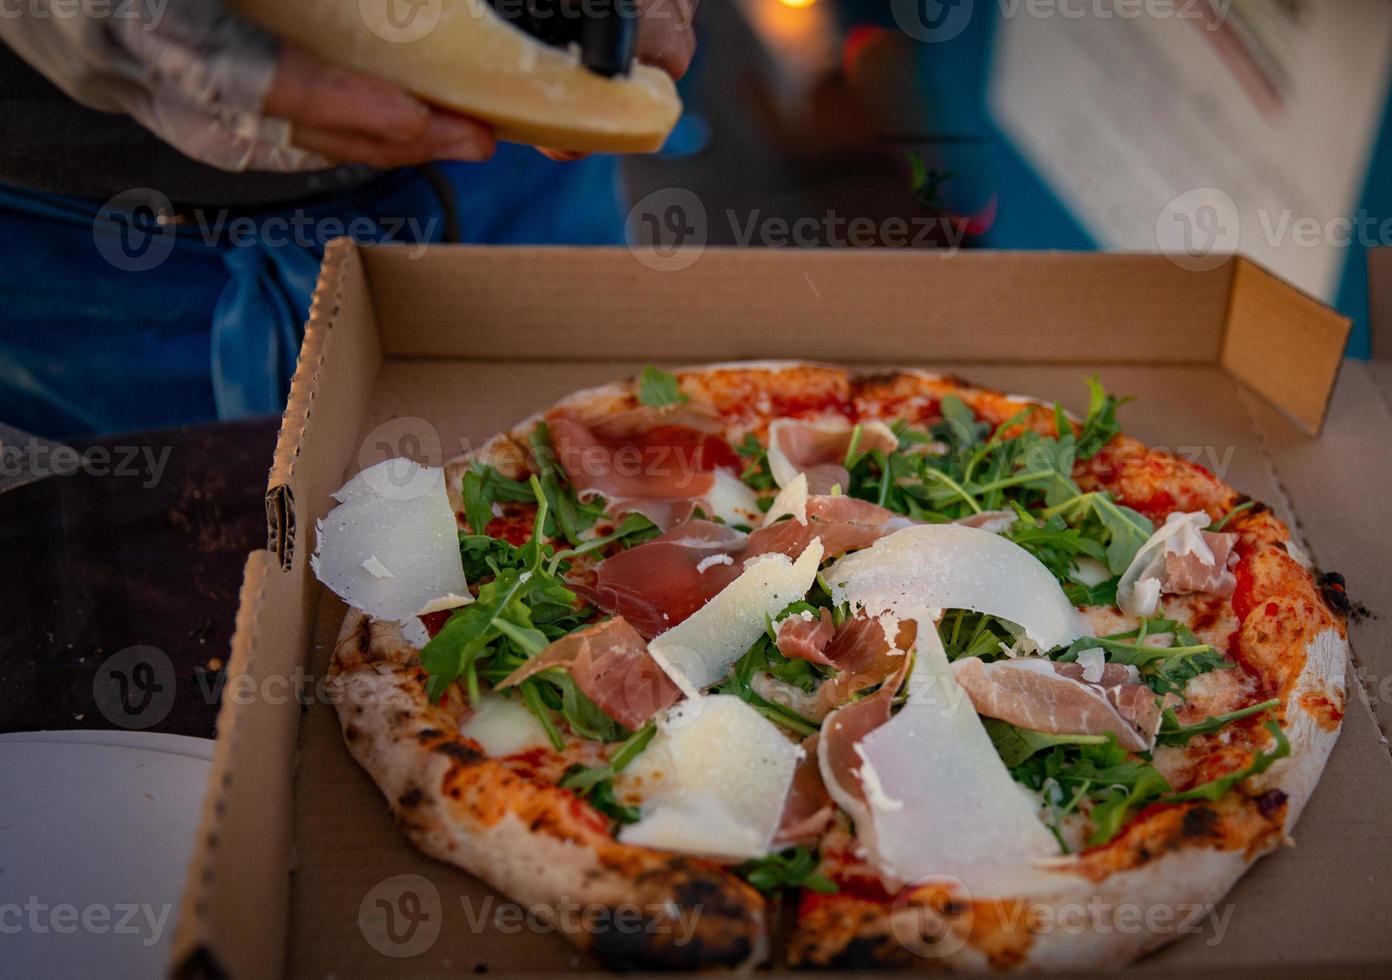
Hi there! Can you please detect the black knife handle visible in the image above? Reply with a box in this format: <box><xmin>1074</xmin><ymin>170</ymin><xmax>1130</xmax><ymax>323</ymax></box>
<box><xmin>579</xmin><ymin>0</ymin><xmax>639</xmax><ymax>78</ymax></box>
<box><xmin>486</xmin><ymin>0</ymin><xmax>639</xmax><ymax>77</ymax></box>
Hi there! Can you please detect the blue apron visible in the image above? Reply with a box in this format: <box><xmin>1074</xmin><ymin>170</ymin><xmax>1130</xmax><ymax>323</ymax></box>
<box><xmin>0</xmin><ymin>145</ymin><xmax>625</xmax><ymax>439</ymax></box>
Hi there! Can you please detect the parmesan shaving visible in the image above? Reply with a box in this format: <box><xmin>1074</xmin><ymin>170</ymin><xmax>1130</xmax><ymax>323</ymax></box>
<box><xmin>825</xmin><ymin>524</ymin><xmax>1086</xmax><ymax>651</ymax></box>
<box><xmin>649</xmin><ymin>539</ymin><xmax>824</xmax><ymax>697</ymax></box>
<box><xmin>312</xmin><ymin>459</ymin><xmax>470</xmax><ymax>624</ymax></box>
<box><xmin>1116</xmin><ymin>511</ymin><xmax>1209</xmax><ymax>617</ymax></box>
<box><xmin>618</xmin><ymin>696</ymin><xmax>800</xmax><ymax>860</ymax></box>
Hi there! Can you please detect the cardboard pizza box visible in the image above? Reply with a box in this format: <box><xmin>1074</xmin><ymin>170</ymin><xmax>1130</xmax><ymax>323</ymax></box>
<box><xmin>170</xmin><ymin>243</ymin><xmax>1392</xmax><ymax>979</ymax></box>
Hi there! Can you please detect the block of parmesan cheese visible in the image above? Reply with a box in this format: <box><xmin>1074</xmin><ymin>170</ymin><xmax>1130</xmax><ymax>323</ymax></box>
<box><xmin>230</xmin><ymin>0</ymin><xmax>682</xmax><ymax>153</ymax></box>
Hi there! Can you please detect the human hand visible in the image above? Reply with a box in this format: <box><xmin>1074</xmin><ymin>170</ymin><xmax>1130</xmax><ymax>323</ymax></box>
<box><xmin>267</xmin><ymin>45</ymin><xmax>496</xmax><ymax>169</ymax></box>
<box><xmin>537</xmin><ymin>0</ymin><xmax>699</xmax><ymax>162</ymax></box>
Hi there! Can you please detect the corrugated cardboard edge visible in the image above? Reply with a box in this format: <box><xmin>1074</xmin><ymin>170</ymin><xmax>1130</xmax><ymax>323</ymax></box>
<box><xmin>266</xmin><ymin>240</ymin><xmax>378</xmax><ymax>569</ymax></box>
<box><xmin>361</xmin><ymin>247</ymin><xmax>1237</xmax><ymax>365</ymax></box>
<box><xmin>170</xmin><ymin>551</ymin><xmax>298</xmax><ymax>980</ymax></box>
<box><xmin>1221</xmin><ymin>257</ymin><xmax>1352</xmax><ymax>435</ymax></box>
<box><xmin>172</xmin><ymin>239</ymin><xmax>384</xmax><ymax>978</ymax></box>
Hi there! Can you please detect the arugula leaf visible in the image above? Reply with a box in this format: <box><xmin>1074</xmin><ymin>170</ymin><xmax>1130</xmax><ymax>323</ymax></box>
<box><xmin>736</xmin><ymin>847</ymin><xmax>837</xmax><ymax>895</ymax></box>
<box><xmin>1063</xmin><ymin>577</ymin><xmax>1119</xmax><ymax>607</ymax></box>
<box><xmin>425</xmin><ymin>480</ymin><xmax>591</xmax><ymax>717</ymax></box>
<box><xmin>1006</xmin><ymin>510</ymin><xmax>1107</xmax><ymax>583</ymax></box>
<box><xmin>1156</xmin><ymin>698</ymin><xmax>1280</xmax><ymax>746</ymax></box>
<box><xmin>560</xmin><ymin>764</ymin><xmax>642</xmax><ymax>824</ymax></box>
<box><xmin>1057</xmin><ymin>618</ymin><xmax>1231</xmax><ymax>696</ymax></box>
<box><xmin>1163</xmin><ymin>722</ymin><xmax>1290</xmax><ymax>803</ymax></box>
<box><xmin>550</xmin><ymin>669</ymin><xmax>627</xmax><ymax>743</ymax></box>
<box><xmin>715</xmin><ymin>634</ymin><xmax>821</xmax><ymax>736</ymax></box>
<box><xmin>1041</xmin><ymin>492</ymin><xmax>1152</xmax><ymax>575</ymax></box>
<box><xmin>937</xmin><ymin>395</ymin><xmax>990</xmax><ymax>449</ymax></box>
<box><xmin>1075</xmin><ymin>375</ymin><xmax>1130</xmax><ymax>459</ymax></box>
<box><xmin>1008</xmin><ymin>735</ymin><xmax>1171</xmax><ymax>847</ymax></box>
<box><xmin>458</xmin><ymin>532</ymin><xmax>517</xmax><ymax>582</ymax></box>
<box><xmin>937</xmin><ymin>610</ymin><xmax>1021</xmax><ymax>662</ymax></box>
<box><xmin>420</xmin><ymin>568</ymin><xmax>536</xmax><ymax>703</ymax></box>
<box><xmin>736</xmin><ymin>434</ymin><xmax>778</xmax><ymax>494</ymax></box>
<box><xmin>638</xmin><ymin>365</ymin><xmax>688</xmax><ymax>407</ymax></box>
<box><xmin>550</xmin><ymin>512</ymin><xmax>658</xmax><ymax>567</ymax></box>
<box><xmin>983</xmin><ymin>718</ymin><xmax>1108</xmax><ymax>768</ymax></box>
<box><xmin>557</xmin><ymin>723</ymin><xmax>657</xmax><ymax>826</ymax></box>
<box><xmin>460</xmin><ymin>463</ymin><xmax>536</xmax><ymax>535</ymax></box>
<box><xmin>1209</xmin><ymin>499</ymin><xmax>1256</xmax><ymax>533</ymax></box>
<box><xmin>528</xmin><ymin>421</ymin><xmax>602</xmax><ymax>546</ymax></box>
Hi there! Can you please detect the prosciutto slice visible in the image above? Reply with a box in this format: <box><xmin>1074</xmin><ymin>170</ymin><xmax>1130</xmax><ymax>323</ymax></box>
<box><xmin>496</xmin><ymin>617</ymin><xmax>681</xmax><ymax>729</ymax></box>
<box><xmin>774</xmin><ymin>735</ymin><xmax>835</xmax><ymax>848</ymax></box>
<box><xmin>747</xmin><ymin>494</ymin><xmax>914</xmax><ymax>564</ymax></box>
<box><xmin>775</xmin><ymin>609</ymin><xmax>837</xmax><ymax>665</ymax></box>
<box><xmin>546</xmin><ymin>411</ymin><xmax>745</xmax><ymax>530</ymax></box>
<box><xmin>1165</xmin><ymin>528</ymin><xmax>1238</xmax><ymax>596</ymax></box>
<box><xmin>579</xmin><ymin>521</ymin><xmax>747</xmax><ymax>638</ymax></box>
<box><xmin>1118</xmin><ymin>511</ymin><xmax>1238</xmax><ymax>617</ymax></box>
<box><xmin>767</xmin><ymin>418</ymin><xmax>899</xmax><ymax>495</ymax></box>
<box><xmin>951</xmin><ymin>657</ymin><xmax>1163</xmax><ymax>751</ymax></box>
<box><xmin>816</xmin><ymin>619</ymin><xmax>915</xmax><ymax>830</ymax></box>
<box><xmin>586</xmin><ymin>496</ymin><xmax>914</xmax><ymax>640</ymax></box>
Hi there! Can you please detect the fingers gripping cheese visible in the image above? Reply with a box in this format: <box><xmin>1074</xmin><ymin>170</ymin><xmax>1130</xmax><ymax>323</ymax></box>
<box><xmin>231</xmin><ymin>0</ymin><xmax>682</xmax><ymax>153</ymax></box>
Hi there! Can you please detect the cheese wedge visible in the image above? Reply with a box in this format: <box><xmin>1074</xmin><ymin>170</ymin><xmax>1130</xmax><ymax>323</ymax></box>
<box><xmin>230</xmin><ymin>0</ymin><xmax>683</xmax><ymax>153</ymax></box>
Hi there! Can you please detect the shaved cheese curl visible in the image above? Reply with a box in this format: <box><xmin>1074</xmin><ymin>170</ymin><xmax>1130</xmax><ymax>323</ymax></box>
<box><xmin>1117</xmin><ymin>511</ymin><xmax>1236</xmax><ymax>617</ymax></box>
<box><xmin>841</xmin><ymin>629</ymin><xmax>1063</xmax><ymax>892</ymax></box>
<box><xmin>312</xmin><ymin>459</ymin><xmax>469</xmax><ymax>624</ymax></box>
<box><xmin>649</xmin><ymin>539</ymin><xmax>825</xmax><ymax>696</ymax></box>
<box><xmin>825</xmin><ymin>524</ymin><xmax>1086</xmax><ymax>652</ymax></box>
<box><xmin>618</xmin><ymin>695</ymin><xmax>800</xmax><ymax>860</ymax></box>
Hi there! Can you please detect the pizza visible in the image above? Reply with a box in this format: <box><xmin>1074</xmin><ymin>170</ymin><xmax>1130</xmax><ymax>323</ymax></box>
<box><xmin>312</xmin><ymin>362</ymin><xmax>1348</xmax><ymax>970</ymax></box>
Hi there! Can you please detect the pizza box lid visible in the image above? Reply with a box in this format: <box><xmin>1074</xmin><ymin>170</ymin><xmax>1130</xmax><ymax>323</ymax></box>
<box><xmin>170</xmin><ymin>243</ymin><xmax>1392</xmax><ymax>979</ymax></box>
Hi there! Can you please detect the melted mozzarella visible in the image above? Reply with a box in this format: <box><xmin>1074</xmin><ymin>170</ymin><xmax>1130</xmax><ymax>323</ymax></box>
<box><xmin>618</xmin><ymin>695</ymin><xmax>800</xmax><ymax>860</ymax></box>
<box><xmin>648</xmin><ymin>539</ymin><xmax>824</xmax><ymax>696</ymax></box>
<box><xmin>459</xmin><ymin>695</ymin><xmax>553</xmax><ymax>757</ymax></box>
<box><xmin>704</xmin><ymin>467</ymin><xmax>762</xmax><ymax>527</ymax></box>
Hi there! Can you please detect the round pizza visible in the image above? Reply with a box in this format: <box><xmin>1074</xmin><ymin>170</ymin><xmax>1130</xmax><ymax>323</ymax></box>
<box><xmin>312</xmin><ymin>362</ymin><xmax>1348</xmax><ymax>970</ymax></box>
